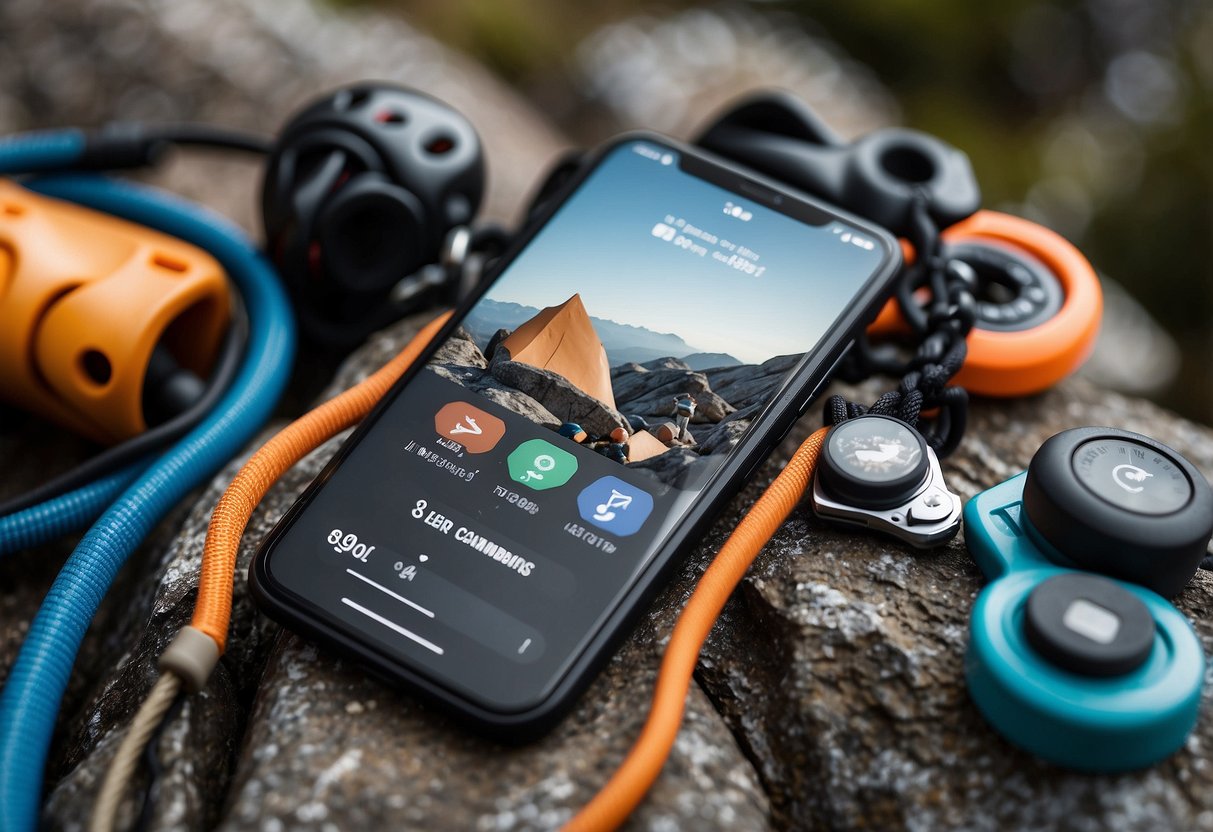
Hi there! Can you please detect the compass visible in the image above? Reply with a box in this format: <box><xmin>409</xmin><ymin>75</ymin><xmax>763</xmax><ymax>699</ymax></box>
<box><xmin>1071</xmin><ymin>436</ymin><xmax>1192</xmax><ymax>516</ymax></box>
<box><xmin>812</xmin><ymin>415</ymin><xmax>961</xmax><ymax>548</ymax></box>
<box><xmin>817</xmin><ymin>415</ymin><xmax>929</xmax><ymax>509</ymax></box>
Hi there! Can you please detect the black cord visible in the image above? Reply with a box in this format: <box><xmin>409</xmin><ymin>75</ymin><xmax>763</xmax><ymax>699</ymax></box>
<box><xmin>0</xmin><ymin>311</ymin><xmax>248</xmax><ymax>517</ymax></box>
<box><xmin>826</xmin><ymin>196</ymin><xmax>975</xmax><ymax>457</ymax></box>
<box><xmin>77</xmin><ymin>123</ymin><xmax>274</xmax><ymax>170</ymax></box>
<box><xmin>825</xmin><ymin>339</ymin><xmax>970</xmax><ymax>457</ymax></box>
<box><xmin>147</xmin><ymin>125</ymin><xmax>274</xmax><ymax>156</ymax></box>
<box><xmin>133</xmin><ymin>690</ymin><xmax>187</xmax><ymax>832</ymax></box>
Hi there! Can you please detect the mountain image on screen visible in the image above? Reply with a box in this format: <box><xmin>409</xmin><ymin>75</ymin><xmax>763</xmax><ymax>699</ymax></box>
<box><xmin>428</xmin><ymin>294</ymin><xmax>803</xmax><ymax>488</ymax></box>
<box><xmin>464</xmin><ymin>298</ymin><xmax>745</xmax><ymax>368</ymax></box>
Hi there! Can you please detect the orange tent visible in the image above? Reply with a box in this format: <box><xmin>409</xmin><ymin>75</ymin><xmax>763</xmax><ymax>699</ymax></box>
<box><xmin>500</xmin><ymin>294</ymin><xmax>617</xmax><ymax>409</ymax></box>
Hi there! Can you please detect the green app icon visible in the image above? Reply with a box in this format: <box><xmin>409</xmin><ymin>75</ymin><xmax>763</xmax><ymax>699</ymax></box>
<box><xmin>508</xmin><ymin>439</ymin><xmax>578</xmax><ymax>491</ymax></box>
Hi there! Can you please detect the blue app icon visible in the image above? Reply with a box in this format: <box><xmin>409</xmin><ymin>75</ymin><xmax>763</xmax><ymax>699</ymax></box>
<box><xmin>577</xmin><ymin>476</ymin><xmax>654</xmax><ymax>537</ymax></box>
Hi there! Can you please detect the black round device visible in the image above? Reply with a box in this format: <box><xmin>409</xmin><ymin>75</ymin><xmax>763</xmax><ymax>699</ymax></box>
<box><xmin>263</xmin><ymin>84</ymin><xmax>486</xmax><ymax>348</ymax></box>
<box><xmin>1022</xmin><ymin>426</ymin><xmax>1213</xmax><ymax>598</ymax></box>
<box><xmin>817</xmin><ymin>415</ymin><xmax>930</xmax><ymax>509</ymax></box>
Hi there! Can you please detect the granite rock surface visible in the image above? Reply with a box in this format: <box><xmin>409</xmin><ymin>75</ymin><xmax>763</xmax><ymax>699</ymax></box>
<box><xmin>20</xmin><ymin>310</ymin><xmax>1213</xmax><ymax>832</ymax></box>
<box><xmin>489</xmin><ymin>358</ymin><xmax>630</xmax><ymax>438</ymax></box>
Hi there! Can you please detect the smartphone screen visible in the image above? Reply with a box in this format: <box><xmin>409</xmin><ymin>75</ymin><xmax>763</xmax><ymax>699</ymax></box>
<box><xmin>254</xmin><ymin>137</ymin><xmax>897</xmax><ymax>726</ymax></box>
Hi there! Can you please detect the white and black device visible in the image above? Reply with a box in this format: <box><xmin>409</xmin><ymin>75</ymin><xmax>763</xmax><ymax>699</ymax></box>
<box><xmin>250</xmin><ymin>134</ymin><xmax>902</xmax><ymax>738</ymax></box>
<box><xmin>811</xmin><ymin>415</ymin><xmax>963</xmax><ymax>548</ymax></box>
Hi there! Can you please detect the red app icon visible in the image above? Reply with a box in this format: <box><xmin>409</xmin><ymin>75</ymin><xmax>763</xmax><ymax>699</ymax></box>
<box><xmin>434</xmin><ymin>401</ymin><xmax>506</xmax><ymax>453</ymax></box>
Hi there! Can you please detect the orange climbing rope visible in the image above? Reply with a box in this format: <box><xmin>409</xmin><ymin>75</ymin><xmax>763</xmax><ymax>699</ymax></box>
<box><xmin>562</xmin><ymin>427</ymin><xmax>827</xmax><ymax>832</ymax></box>
<box><xmin>92</xmin><ymin>312</ymin><xmax>450</xmax><ymax>832</ymax></box>
<box><xmin>191</xmin><ymin>312</ymin><xmax>451</xmax><ymax>648</ymax></box>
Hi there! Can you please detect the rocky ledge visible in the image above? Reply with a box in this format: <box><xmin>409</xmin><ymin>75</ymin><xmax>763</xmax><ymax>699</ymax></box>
<box><xmin>5</xmin><ymin>310</ymin><xmax>1209</xmax><ymax>832</ymax></box>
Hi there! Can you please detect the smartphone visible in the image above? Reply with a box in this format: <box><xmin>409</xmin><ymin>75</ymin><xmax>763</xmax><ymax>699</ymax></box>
<box><xmin>251</xmin><ymin>134</ymin><xmax>901</xmax><ymax>738</ymax></box>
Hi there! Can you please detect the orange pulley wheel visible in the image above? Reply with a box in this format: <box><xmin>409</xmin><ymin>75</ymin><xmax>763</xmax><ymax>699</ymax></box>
<box><xmin>868</xmin><ymin>209</ymin><xmax>1102</xmax><ymax>398</ymax></box>
<box><xmin>0</xmin><ymin>179</ymin><xmax>231</xmax><ymax>444</ymax></box>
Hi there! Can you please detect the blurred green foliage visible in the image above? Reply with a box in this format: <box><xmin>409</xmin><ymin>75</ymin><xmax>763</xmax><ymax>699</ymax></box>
<box><xmin>798</xmin><ymin>0</ymin><xmax>1212</xmax><ymax>422</ymax></box>
<box><xmin>367</xmin><ymin>0</ymin><xmax>1212</xmax><ymax>423</ymax></box>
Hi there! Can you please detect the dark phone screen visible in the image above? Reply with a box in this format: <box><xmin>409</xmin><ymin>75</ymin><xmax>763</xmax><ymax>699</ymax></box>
<box><xmin>262</xmin><ymin>139</ymin><xmax>890</xmax><ymax>712</ymax></box>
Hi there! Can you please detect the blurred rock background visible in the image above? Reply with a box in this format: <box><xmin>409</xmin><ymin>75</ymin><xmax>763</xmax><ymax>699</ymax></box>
<box><xmin>2</xmin><ymin>0</ymin><xmax>1208</xmax><ymax>417</ymax></box>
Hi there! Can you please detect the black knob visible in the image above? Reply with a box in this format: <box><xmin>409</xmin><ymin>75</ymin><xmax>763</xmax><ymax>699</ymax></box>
<box><xmin>1024</xmin><ymin>573</ymin><xmax>1155</xmax><ymax>677</ymax></box>
<box><xmin>1022</xmin><ymin>427</ymin><xmax>1213</xmax><ymax>597</ymax></box>
<box><xmin>261</xmin><ymin>83</ymin><xmax>485</xmax><ymax>349</ymax></box>
<box><xmin>141</xmin><ymin>344</ymin><xmax>204</xmax><ymax>426</ymax></box>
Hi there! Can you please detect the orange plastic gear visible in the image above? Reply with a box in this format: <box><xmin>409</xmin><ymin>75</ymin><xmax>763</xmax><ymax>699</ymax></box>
<box><xmin>868</xmin><ymin>210</ymin><xmax>1102</xmax><ymax>398</ymax></box>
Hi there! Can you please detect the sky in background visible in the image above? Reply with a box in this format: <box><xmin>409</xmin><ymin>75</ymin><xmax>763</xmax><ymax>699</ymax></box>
<box><xmin>480</xmin><ymin>140</ymin><xmax>887</xmax><ymax>365</ymax></box>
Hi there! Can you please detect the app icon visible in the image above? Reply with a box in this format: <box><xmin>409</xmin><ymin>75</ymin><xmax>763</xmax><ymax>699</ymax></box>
<box><xmin>577</xmin><ymin>476</ymin><xmax>654</xmax><ymax>536</ymax></box>
<box><xmin>508</xmin><ymin>439</ymin><xmax>578</xmax><ymax>491</ymax></box>
<box><xmin>434</xmin><ymin>401</ymin><xmax>505</xmax><ymax>454</ymax></box>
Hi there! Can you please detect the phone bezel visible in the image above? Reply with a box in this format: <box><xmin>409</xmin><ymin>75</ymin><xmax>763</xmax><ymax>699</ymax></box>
<box><xmin>250</xmin><ymin>131</ymin><xmax>902</xmax><ymax>739</ymax></box>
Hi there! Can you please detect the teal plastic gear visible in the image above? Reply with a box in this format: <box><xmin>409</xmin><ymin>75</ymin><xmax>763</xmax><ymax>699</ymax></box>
<box><xmin>963</xmin><ymin>472</ymin><xmax>1203</xmax><ymax>771</ymax></box>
